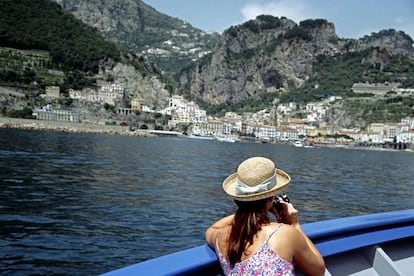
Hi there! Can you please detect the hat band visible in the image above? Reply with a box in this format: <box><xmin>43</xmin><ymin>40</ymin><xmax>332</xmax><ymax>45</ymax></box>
<box><xmin>235</xmin><ymin>173</ymin><xmax>277</xmax><ymax>196</ymax></box>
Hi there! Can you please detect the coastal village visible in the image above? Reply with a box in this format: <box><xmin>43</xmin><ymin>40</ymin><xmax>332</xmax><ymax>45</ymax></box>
<box><xmin>25</xmin><ymin>80</ymin><xmax>414</xmax><ymax>150</ymax></box>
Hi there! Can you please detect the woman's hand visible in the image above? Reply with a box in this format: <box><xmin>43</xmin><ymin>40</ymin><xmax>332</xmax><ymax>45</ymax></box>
<box><xmin>282</xmin><ymin>201</ymin><xmax>299</xmax><ymax>225</ymax></box>
<box><xmin>272</xmin><ymin>200</ymin><xmax>299</xmax><ymax>225</ymax></box>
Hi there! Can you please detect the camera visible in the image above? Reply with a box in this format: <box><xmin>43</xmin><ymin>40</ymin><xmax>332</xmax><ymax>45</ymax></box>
<box><xmin>273</xmin><ymin>194</ymin><xmax>290</xmax><ymax>215</ymax></box>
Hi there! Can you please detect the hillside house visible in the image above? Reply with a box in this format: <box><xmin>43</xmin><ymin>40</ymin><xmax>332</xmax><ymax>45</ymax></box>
<box><xmin>45</xmin><ymin>86</ymin><xmax>60</xmax><ymax>98</ymax></box>
<box><xmin>99</xmin><ymin>84</ymin><xmax>124</xmax><ymax>105</ymax></box>
<box><xmin>131</xmin><ymin>99</ymin><xmax>142</xmax><ymax>111</ymax></box>
<box><xmin>352</xmin><ymin>82</ymin><xmax>400</xmax><ymax>96</ymax></box>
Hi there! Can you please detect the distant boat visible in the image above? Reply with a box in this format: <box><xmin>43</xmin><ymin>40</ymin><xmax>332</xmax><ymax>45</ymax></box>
<box><xmin>186</xmin><ymin>134</ymin><xmax>214</xmax><ymax>140</ymax></box>
<box><xmin>293</xmin><ymin>140</ymin><xmax>314</xmax><ymax>148</ymax></box>
<box><xmin>214</xmin><ymin>134</ymin><xmax>239</xmax><ymax>143</ymax></box>
<box><xmin>293</xmin><ymin>140</ymin><xmax>304</xmax><ymax>147</ymax></box>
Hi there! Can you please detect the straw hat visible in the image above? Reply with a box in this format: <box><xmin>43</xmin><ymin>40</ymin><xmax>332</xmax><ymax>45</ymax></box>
<box><xmin>223</xmin><ymin>157</ymin><xmax>291</xmax><ymax>201</ymax></box>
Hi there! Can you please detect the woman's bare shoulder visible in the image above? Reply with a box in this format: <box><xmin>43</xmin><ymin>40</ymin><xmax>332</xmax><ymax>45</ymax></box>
<box><xmin>267</xmin><ymin>223</ymin><xmax>303</xmax><ymax>244</ymax></box>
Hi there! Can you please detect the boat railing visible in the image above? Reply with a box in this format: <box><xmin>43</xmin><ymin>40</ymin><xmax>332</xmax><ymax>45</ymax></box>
<box><xmin>101</xmin><ymin>209</ymin><xmax>414</xmax><ymax>276</ymax></box>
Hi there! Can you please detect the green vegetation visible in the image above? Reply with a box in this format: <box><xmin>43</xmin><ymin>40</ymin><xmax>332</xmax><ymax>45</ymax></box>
<box><xmin>3</xmin><ymin>107</ymin><xmax>35</xmax><ymax>119</ymax></box>
<box><xmin>0</xmin><ymin>48</ymin><xmax>62</xmax><ymax>88</ymax></box>
<box><xmin>241</xmin><ymin>16</ymin><xmax>286</xmax><ymax>33</ymax></box>
<box><xmin>363</xmin><ymin>29</ymin><xmax>413</xmax><ymax>44</ymax></box>
<box><xmin>263</xmin><ymin>19</ymin><xmax>330</xmax><ymax>42</ymax></box>
<box><xmin>0</xmin><ymin>0</ymin><xmax>120</xmax><ymax>74</ymax></box>
<box><xmin>226</xmin><ymin>26</ymin><xmax>240</xmax><ymax>38</ymax></box>
<box><xmin>229</xmin><ymin>15</ymin><xmax>285</xmax><ymax>35</ymax></box>
<box><xmin>200</xmin><ymin>92</ymin><xmax>276</xmax><ymax>116</ymax></box>
<box><xmin>280</xmin><ymin>48</ymin><xmax>414</xmax><ymax>103</ymax></box>
<box><xmin>299</xmin><ymin>19</ymin><xmax>329</xmax><ymax>29</ymax></box>
<box><xmin>345</xmin><ymin>97</ymin><xmax>414</xmax><ymax>124</ymax></box>
<box><xmin>0</xmin><ymin>0</ymin><xmax>125</xmax><ymax>93</ymax></box>
<box><xmin>0</xmin><ymin>0</ymin><xmax>170</xmax><ymax>99</ymax></box>
<box><xmin>256</xmin><ymin>15</ymin><xmax>285</xmax><ymax>29</ymax></box>
<box><xmin>103</xmin><ymin>103</ymin><xmax>116</xmax><ymax>113</ymax></box>
<box><xmin>229</xmin><ymin>48</ymin><xmax>257</xmax><ymax>60</ymax></box>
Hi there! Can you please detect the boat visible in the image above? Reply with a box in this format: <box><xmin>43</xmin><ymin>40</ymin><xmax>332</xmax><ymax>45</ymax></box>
<box><xmin>304</xmin><ymin>144</ymin><xmax>315</xmax><ymax>148</ymax></box>
<box><xmin>293</xmin><ymin>140</ymin><xmax>315</xmax><ymax>148</ymax></box>
<box><xmin>293</xmin><ymin>140</ymin><xmax>304</xmax><ymax>147</ymax></box>
<box><xmin>101</xmin><ymin>209</ymin><xmax>414</xmax><ymax>276</ymax></box>
<box><xmin>185</xmin><ymin>134</ymin><xmax>215</xmax><ymax>140</ymax></box>
<box><xmin>214</xmin><ymin>134</ymin><xmax>240</xmax><ymax>143</ymax></box>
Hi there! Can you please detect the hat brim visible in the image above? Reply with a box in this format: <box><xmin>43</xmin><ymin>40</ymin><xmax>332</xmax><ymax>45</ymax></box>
<box><xmin>222</xmin><ymin>168</ymin><xmax>291</xmax><ymax>201</ymax></box>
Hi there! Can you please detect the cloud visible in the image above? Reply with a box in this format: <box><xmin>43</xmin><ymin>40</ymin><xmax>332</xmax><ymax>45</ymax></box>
<box><xmin>241</xmin><ymin>0</ymin><xmax>309</xmax><ymax>23</ymax></box>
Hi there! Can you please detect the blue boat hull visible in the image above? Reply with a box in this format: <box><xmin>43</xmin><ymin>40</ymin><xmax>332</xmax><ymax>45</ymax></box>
<box><xmin>102</xmin><ymin>209</ymin><xmax>414</xmax><ymax>276</ymax></box>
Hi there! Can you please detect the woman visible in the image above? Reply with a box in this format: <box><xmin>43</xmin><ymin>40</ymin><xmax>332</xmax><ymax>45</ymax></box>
<box><xmin>206</xmin><ymin>157</ymin><xmax>325</xmax><ymax>275</ymax></box>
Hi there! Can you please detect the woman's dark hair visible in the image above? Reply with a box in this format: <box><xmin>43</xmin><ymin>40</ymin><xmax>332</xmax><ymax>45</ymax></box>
<box><xmin>227</xmin><ymin>198</ymin><xmax>271</xmax><ymax>265</ymax></box>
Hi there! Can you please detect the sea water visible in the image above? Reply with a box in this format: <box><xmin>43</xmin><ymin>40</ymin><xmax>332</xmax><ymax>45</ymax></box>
<box><xmin>1</xmin><ymin>128</ymin><xmax>413</xmax><ymax>275</ymax></box>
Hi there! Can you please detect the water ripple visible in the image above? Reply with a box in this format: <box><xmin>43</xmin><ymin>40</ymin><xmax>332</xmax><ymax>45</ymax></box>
<box><xmin>1</xmin><ymin>130</ymin><xmax>413</xmax><ymax>275</ymax></box>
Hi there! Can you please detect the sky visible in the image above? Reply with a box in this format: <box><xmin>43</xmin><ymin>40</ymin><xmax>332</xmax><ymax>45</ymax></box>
<box><xmin>143</xmin><ymin>0</ymin><xmax>414</xmax><ymax>39</ymax></box>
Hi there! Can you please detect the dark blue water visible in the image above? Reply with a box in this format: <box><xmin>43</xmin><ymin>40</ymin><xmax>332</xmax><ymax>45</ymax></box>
<box><xmin>1</xmin><ymin>128</ymin><xmax>413</xmax><ymax>275</ymax></box>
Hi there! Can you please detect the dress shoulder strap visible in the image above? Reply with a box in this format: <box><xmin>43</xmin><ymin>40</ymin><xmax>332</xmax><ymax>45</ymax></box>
<box><xmin>266</xmin><ymin>224</ymin><xmax>283</xmax><ymax>242</ymax></box>
<box><xmin>215</xmin><ymin>230</ymin><xmax>224</xmax><ymax>255</ymax></box>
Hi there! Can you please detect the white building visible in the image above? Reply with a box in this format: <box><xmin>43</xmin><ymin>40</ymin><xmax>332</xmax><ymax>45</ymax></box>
<box><xmin>167</xmin><ymin>95</ymin><xmax>208</xmax><ymax>126</ymax></box>
<box><xmin>99</xmin><ymin>84</ymin><xmax>125</xmax><ymax>105</ymax></box>
<box><xmin>69</xmin><ymin>84</ymin><xmax>124</xmax><ymax>105</ymax></box>
<box><xmin>252</xmin><ymin>124</ymin><xmax>277</xmax><ymax>140</ymax></box>
<box><xmin>131</xmin><ymin>99</ymin><xmax>142</xmax><ymax>111</ymax></box>
<box><xmin>277</xmin><ymin>102</ymin><xmax>297</xmax><ymax>115</ymax></box>
<box><xmin>275</xmin><ymin>127</ymin><xmax>299</xmax><ymax>141</ymax></box>
<box><xmin>45</xmin><ymin>86</ymin><xmax>60</xmax><ymax>98</ymax></box>
<box><xmin>352</xmin><ymin>82</ymin><xmax>400</xmax><ymax>96</ymax></box>
<box><xmin>69</xmin><ymin>89</ymin><xmax>82</xmax><ymax>99</ymax></box>
<box><xmin>34</xmin><ymin>107</ymin><xmax>79</xmax><ymax>122</ymax></box>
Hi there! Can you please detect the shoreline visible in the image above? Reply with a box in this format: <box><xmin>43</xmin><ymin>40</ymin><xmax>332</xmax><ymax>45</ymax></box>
<box><xmin>1</xmin><ymin>117</ymin><xmax>413</xmax><ymax>152</ymax></box>
<box><xmin>0</xmin><ymin>117</ymin><xmax>156</xmax><ymax>137</ymax></box>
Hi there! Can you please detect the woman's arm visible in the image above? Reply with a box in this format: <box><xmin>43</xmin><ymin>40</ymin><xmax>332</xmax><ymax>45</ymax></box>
<box><xmin>205</xmin><ymin>214</ymin><xmax>234</xmax><ymax>248</ymax></box>
<box><xmin>273</xmin><ymin>202</ymin><xmax>325</xmax><ymax>276</ymax></box>
<box><xmin>291</xmin><ymin>225</ymin><xmax>325</xmax><ymax>276</ymax></box>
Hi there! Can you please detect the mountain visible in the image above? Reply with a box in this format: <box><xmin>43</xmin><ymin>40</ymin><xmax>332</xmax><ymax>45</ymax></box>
<box><xmin>174</xmin><ymin>16</ymin><xmax>414</xmax><ymax>126</ymax></box>
<box><xmin>1</xmin><ymin>0</ymin><xmax>413</xmax><ymax>128</ymax></box>
<box><xmin>0</xmin><ymin>0</ymin><xmax>171</xmax><ymax>115</ymax></box>
<box><xmin>53</xmin><ymin>0</ymin><xmax>220</xmax><ymax>79</ymax></box>
<box><xmin>53</xmin><ymin>0</ymin><xmax>413</xmax><ymax>125</ymax></box>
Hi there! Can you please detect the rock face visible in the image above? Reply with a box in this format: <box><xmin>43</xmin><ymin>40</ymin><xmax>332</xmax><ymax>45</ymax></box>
<box><xmin>54</xmin><ymin>0</ymin><xmax>219</xmax><ymax>78</ymax></box>
<box><xmin>53</xmin><ymin>1</ymin><xmax>413</xmax><ymax>111</ymax></box>
<box><xmin>55</xmin><ymin>0</ymin><xmax>151</xmax><ymax>47</ymax></box>
<box><xmin>177</xmin><ymin>17</ymin><xmax>414</xmax><ymax>106</ymax></box>
<box><xmin>177</xmin><ymin>18</ymin><xmax>337</xmax><ymax>104</ymax></box>
<box><xmin>98</xmin><ymin>55</ymin><xmax>170</xmax><ymax>110</ymax></box>
<box><xmin>346</xmin><ymin>29</ymin><xmax>414</xmax><ymax>56</ymax></box>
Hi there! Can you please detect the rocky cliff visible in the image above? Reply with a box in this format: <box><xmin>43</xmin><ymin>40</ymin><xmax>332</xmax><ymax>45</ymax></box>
<box><xmin>98</xmin><ymin>53</ymin><xmax>170</xmax><ymax>110</ymax></box>
<box><xmin>54</xmin><ymin>0</ymin><xmax>219</xmax><ymax>78</ymax></box>
<box><xmin>177</xmin><ymin>16</ymin><xmax>414</xmax><ymax>106</ymax></box>
<box><xmin>53</xmin><ymin>1</ymin><xmax>413</xmax><ymax>113</ymax></box>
